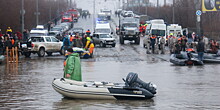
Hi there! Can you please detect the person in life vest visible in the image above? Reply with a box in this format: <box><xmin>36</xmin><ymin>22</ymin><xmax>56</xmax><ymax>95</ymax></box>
<box><xmin>84</xmin><ymin>37</ymin><xmax>94</xmax><ymax>57</ymax></box>
<box><xmin>6</xmin><ymin>27</ymin><xmax>13</xmax><ymax>37</ymax></box>
<box><xmin>150</xmin><ymin>34</ymin><xmax>157</xmax><ymax>54</ymax></box>
<box><xmin>63</xmin><ymin>48</ymin><xmax>82</xmax><ymax>81</ymax></box>
<box><xmin>86</xmin><ymin>29</ymin><xmax>91</xmax><ymax>37</ymax></box>
<box><xmin>139</xmin><ymin>24</ymin><xmax>143</xmax><ymax>34</ymax></box>
<box><xmin>69</xmin><ymin>35</ymin><xmax>74</xmax><ymax>44</ymax></box>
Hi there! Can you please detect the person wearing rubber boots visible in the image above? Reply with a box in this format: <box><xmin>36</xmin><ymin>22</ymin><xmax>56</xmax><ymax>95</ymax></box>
<box><xmin>64</xmin><ymin>48</ymin><xmax>82</xmax><ymax>81</ymax></box>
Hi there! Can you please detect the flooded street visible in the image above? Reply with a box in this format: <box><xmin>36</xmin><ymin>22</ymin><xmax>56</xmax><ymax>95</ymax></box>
<box><xmin>1</xmin><ymin>1</ymin><xmax>220</xmax><ymax>109</ymax></box>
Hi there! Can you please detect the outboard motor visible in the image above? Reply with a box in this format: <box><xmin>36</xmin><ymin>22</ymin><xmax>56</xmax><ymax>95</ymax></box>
<box><xmin>125</xmin><ymin>72</ymin><xmax>157</xmax><ymax>94</ymax></box>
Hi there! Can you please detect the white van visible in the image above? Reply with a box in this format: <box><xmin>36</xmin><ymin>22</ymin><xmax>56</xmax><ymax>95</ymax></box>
<box><xmin>30</xmin><ymin>29</ymin><xmax>48</xmax><ymax>37</ymax></box>
<box><xmin>145</xmin><ymin>19</ymin><xmax>166</xmax><ymax>38</ymax></box>
<box><xmin>95</xmin><ymin>23</ymin><xmax>112</xmax><ymax>34</ymax></box>
<box><xmin>167</xmin><ymin>24</ymin><xmax>183</xmax><ymax>37</ymax></box>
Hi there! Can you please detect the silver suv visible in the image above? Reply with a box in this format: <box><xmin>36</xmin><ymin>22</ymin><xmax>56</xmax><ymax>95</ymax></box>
<box><xmin>21</xmin><ymin>36</ymin><xmax>63</xmax><ymax>57</ymax></box>
<box><xmin>93</xmin><ymin>33</ymin><xmax>116</xmax><ymax>47</ymax></box>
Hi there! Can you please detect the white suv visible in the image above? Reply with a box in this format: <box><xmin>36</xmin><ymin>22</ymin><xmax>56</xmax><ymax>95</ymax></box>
<box><xmin>21</xmin><ymin>36</ymin><xmax>64</xmax><ymax>57</ymax></box>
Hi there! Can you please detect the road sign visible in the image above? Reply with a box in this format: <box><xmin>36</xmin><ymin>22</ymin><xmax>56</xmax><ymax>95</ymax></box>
<box><xmin>196</xmin><ymin>10</ymin><xmax>202</xmax><ymax>16</ymax></box>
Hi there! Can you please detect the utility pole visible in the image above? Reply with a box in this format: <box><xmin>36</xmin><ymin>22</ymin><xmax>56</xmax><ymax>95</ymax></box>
<box><xmin>194</xmin><ymin>0</ymin><xmax>202</xmax><ymax>37</ymax></box>
<box><xmin>36</xmin><ymin>0</ymin><xmax>39</xmax><ymax>25</ymax></box>
<box><xmin>49</xmin><ymin>0</ymin><xmax>52</xmax><ymax>20</ymax></box>
<box><xmin>122</xmin><ymin>0</ymin><xmax>125</xmax><ymax>10</ymax></box>
<box><xmin>21</xmin><ymin>0</ymin><xmax>25</xmax><ymax>35</ymax></box>
<box><xmin>93</xmin><ymin>0</ymin><xmax>96</xmax><ymax>32</ymax></box>
<box><xmin>172</xmin><ymin>0</ymin><xmax>175</xmax><ymax>24</ymax></box>
<box><xmin>70</xmin><ymin>0</ymin><xmax>72</xmax><ymax>8</ymax></box>
<box><xmin>157</xmin><ymin>0</ymin><xmax>160</xmax><ymax>18</ymax></box>
<box><xmin>164</xmin><ymin>0</ymin><xmax>166</xmax><ymax>6</ymax></box>
<box><xmin>145</xmin><ymin>0</ymin><xmax>149</xmax><ymax>15</ymax></box>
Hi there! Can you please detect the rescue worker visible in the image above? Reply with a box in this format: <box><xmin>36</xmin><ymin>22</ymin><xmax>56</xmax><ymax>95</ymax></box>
<box><xmin>69</xmin><ymin>35</ymin><xmax>74</xmax><ymax>45</ymax></box>
<box><xmin>64</xmin><ymin>48</ymin><xmax>82</xmax><ymax>81</ymax></box>
<box><xmin>86</xmin><ymin>29</ymin><xmax>91</xmax><ymax>37</ymax></box>
<box><xmin>203</xmin><ymin>36</ymin><xmax>209</xmax><ymax>51</ymax></box>
<box><xmin>174</xmin><ymin>40</ymin><xmax>181</xmax><ymax>54</ymax></box>
<box><xmin>150</xmin><ymin>34</ymin><xmax>157</xmax><ymax>54</ymax></box>
<box><xmin>82</xmin><ymin>35</ymin><xmax>87</xmax><ymax>47</ymax></box>
<box><xmin>180</xmin><ymin>35</ymin><xmax>187</xmax><ymax>51</ymax></box>
<box><xmin>0</xmin><ymin>37</ymin><xmax>3</xmax><ymax>55</ymax></box>
<box><xmin>168</xmin><ymin>33</ymin><xmax>176</xmax><ymax>54</ymax></box>
<box><xmin>154</xmin><ymin>37</ymin><xmax>160</xmax><ymax>54</ymax></box>
<box><xmin>73</xmin><ymin>33</ymin><xmax>83</xmax><ymax>48</ymax></box>
<box><xmin>210</xmin><ymin>40</ymin><xmax>219</xmax><ymax>54</ymax></box>
<box><xmin>139</xmin><ymin>24</ymin><xmax>143</xmax><ymax>36</ymax></box>
<box><xmin>63</xmin><ymin>35</ymin><xmax>71</xmax><ymax>54</ymax></box>
<box><xmin>197</xmin><ymin>38</ymin><xmax>205</xmax><ymax>61</ymax></box>
<box><xmin>160</xmin><ymin>36</ymin><xmax>166</xmax><ymax>54</ymax></box>
<box><xmin>84</xmin><ymin>37</ymin><xmax>94</xmax><ymax>57</ymax></box>
<box><xmin>6</xmin><ymin>27</ymin><xmax>13</xmax><ymax>37</ymax></box>
<box><xmin>146</xmin><ymin>35</ymin><xmax>151</xmax><ymax>54</ymax></box>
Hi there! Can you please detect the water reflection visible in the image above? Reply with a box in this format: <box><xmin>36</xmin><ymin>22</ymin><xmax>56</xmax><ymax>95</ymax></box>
<box><xmin>53</xmin><ymin>98</ymin><xmax>155</xmax><ymax>110</ymax></box>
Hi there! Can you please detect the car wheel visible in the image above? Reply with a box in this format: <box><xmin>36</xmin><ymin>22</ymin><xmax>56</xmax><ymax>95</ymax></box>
<box><xmin>112</xmin><ymin>44</ymin><xmax>116</xmax><ymax>47</ymax></box>
<box><xmin>38</xmin><ymin>48</ymin><xmax>45</xmax><ymax>57</ymax></box>
<box><xmin>46</xmin><ymin>52</ymin><xmax>53</xmax><ymax>56</ymax></box>
<box><xmin>24</xmin><ymin>52</ymin><xmax>31</xmax><ymax>58</ymax></box>
<box><xmin>135</xmin><ymin>37</ymin><xmax>140</xmax><ymax>45</ymax></box>
<box><xmin>100</xmin><ymin>42</ymin><xmax>106</xmax><ymax>47</ymax></box>
<box><xmin>60</xmin><ymin>47</ymin><xmax>64</xmax><ymax>55</ymax></box>
<box><xmin>120</xmin><ymin>36</ymin><xmax>124</xmax><ymax>44</ymax></box>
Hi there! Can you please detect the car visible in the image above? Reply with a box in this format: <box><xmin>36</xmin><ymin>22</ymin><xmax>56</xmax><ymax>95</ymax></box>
<box><xmin>123</xmin><ymin>11</ymin><xmax>134</xmax><ymax>17</ymax></box>
<box><xmin>20</xmin><ymin>36</ymin><xmax>64</xmax><ymax>57</ymax></box>
<box><xmin>70</xmin><ymin>28</ymin><xmax>84</xmax><ymax>37</ymax></box>
<box><xmin>92</xmin><ymin>33</ymin><xmax>116</xmax><ymax>47</ymax></box>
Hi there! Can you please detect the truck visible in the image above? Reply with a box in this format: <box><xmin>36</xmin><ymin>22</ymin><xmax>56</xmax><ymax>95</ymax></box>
<box><xmin>101</xmin><ymin>9</ymin><xmax>112</xmax><ymax>20</ymax></box>
<box><xmin>119</xmin><ymin>17</ymin><xmax>140</xmax><ymax>44</ymax></box>
<box><xmin>67</xmin><ymin>9</ymin><xmax>79</xmax><ymax>22</ymax></box>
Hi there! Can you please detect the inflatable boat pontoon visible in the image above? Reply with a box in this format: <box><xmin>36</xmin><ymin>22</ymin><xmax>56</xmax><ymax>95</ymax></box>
<box><xmin>52</xmin><ymin>72</ymin><xmax>157</xmax><ymax>100</ymax></box>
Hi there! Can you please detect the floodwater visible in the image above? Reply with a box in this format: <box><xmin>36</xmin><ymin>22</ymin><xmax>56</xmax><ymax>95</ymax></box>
<box><xmin>1</xmin><ymin>1</ymin><xmax>220</xmax><ymax>109</ymax></box>
<box><xmin>1</xmin><ymin>50</ymin><xmax>220</xmax><ymax>110</ymax></box>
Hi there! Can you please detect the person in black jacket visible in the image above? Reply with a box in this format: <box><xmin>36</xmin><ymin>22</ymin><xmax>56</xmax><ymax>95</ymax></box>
<box><xmin>0</xmin><ymin>37</ymin><xmax>3</xmax><ymax>55</ymax></box>
<box><xmin>197</xmin><ymin>37</ymin><xmax>205</xmax><ymax>61</ymax></box>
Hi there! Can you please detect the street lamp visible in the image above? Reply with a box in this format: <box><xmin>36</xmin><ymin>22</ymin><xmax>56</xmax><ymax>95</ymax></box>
<box><xmin>21</xmin><ymin>0</ymin><xmax>25</xmax><ymax>34</ymax></box>
<box><xmin>35</xmin><ymin>0</ymin><xmax>39</xmax><ymax>25</ymax></box>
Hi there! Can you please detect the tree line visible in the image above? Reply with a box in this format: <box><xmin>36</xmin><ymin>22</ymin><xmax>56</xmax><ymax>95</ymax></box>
<box><xmin>0</xmin><ymin>0</ymin><xmax>69</xmax><ymax>34</ymax></box>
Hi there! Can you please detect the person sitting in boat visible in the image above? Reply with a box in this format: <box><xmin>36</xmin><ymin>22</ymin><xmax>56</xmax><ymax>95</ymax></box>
<box><xmin>174</xmin><ymin>40</ymin><xmax>181</xmax><ymax>54</ymax></box>
<box><xmin>63</xmin><ymin>48</ymin><xmax>82</xmax><ymax>81</ymax></box>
